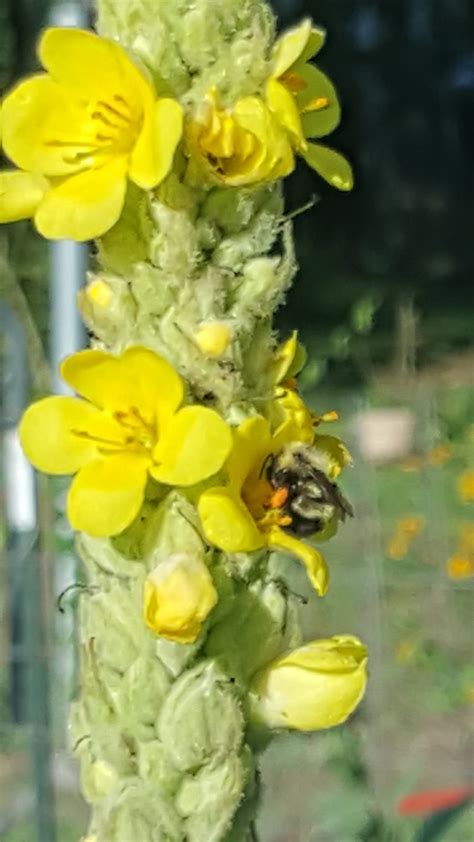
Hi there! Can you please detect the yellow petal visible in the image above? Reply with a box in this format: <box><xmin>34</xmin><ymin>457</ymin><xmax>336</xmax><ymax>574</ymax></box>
<box><xmin>265</xmin><ymin>79</ymin><xmax>305</xmax><ymax>149</ymax></box>
<box><xmin>298</xmin><ymin>27</ymin><xmax>326</xmax><ymax>64</ymax></box>
<box><xmin>2</xmin><ymin>75</ymin><xmax>93</xmax><ymax>176</ymax></box>
<box><xmin>226</xmin><ymin>416</ymin><xmax>272</xmax><ymax>490</ymax></box>
<box><xmin>19</xmin><ymin>396</ymin><xmax>124</xmax><ymax>475</ymax></box>
<box><xmin>129</xmin><ymin>97</ymin><xmax>183</xmax><ymax>190</ymax></box>
<box><xmin>67</xmin><ymin>452</ymin><xmax>149</xmax><ymax>536</ymax></box>
<box><xmin>272</xmin><ymin>19</ymin><xmax>313</xmax><ymax>78</ymax></box>
<box><xmin>61</xmin><ymin>346</ymin><xmax>183</xmax><ymax>427</ymax></box>
<box><xmin>270</xmin><ymin>389</ymin><xmax>315</xmax><ymax>444</ymax></box>
<box><xmin>313</xmin><ymin>434</ymin><xmax>352</xmax><ymax>479</ymax></box>
<box><xmin>250</xmin><ymin>635</ymin><xmax>367</xmax><ymax>731</ymax></box>
<box><xmin>301</xmin><ymin>142</ymin><xmax>354</xmax><ymax>191</ymax></box>
<box><xmin>144</xmin><ymin>554</ymin><xmax>218</xmax><ymax>643</ymax></box>
<box><xmin>267</xmin><ymin>526</ymin><xmax>329</xmax><ymax>596</ymax></box>
<box><xmin>35</xmin><ymin>157</ymin><xmax>128</xmax><ymax>241</ymax></box>
<box><xmin>38</xmin><ymin>27</ymin><xmax>151</xmax><ymax>105</ymax></box>
<box><xmin>0</xmin><ymin>170</ymin><xmax>48</xmax><ymax>222</ymax></box>
<box><xmin>232</xmin><ymin>97</ymin><xmax>294</xmax><ymax>183</ymax></box>
<box><xmin>198</xmin><ymin>487</ymin><xmax>264</xmax><ymax>553</ymax></box>
<box><xmin>271</xmin><ymin>331</ymin><xmax>299</xmax><ymax>385</ymax></box>
<box><xmin>152</xmin><ymin>406</ymin><xmax>232</xmax><ymax>486</ymax></box>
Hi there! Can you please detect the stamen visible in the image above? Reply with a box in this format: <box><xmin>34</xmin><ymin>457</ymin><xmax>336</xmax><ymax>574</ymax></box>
<box><xmin>258</xmin><ymin>509</ymin><xmax>293</xmax><ymax>529</ymax></box>
<box><xmin>280</xmin><ymin>71</ymin><xmax>307</xmax><ymax>94</ymax></box>
<box><xmin>62</xmin><ymin>152</ymin><xmax>94</xmax><ymax>165</ymax></box>
<box><xmin>302</xmin><ymin>96</ymin><xmax>330</xmax><ymax>114</ymax></box>
<box><xmin>70</xmin><ymin>429</ymin><xmax>125</xmax><ymax>447</ymax></box>
<box><xmin>91</xmin><ymin>111</ymin><xmax>121</xmax><ymax>130</ymax></box>
<box><xmin>112</xmin><ymin>407</ymin><xmax>155</xmax><ymax>448</ymax></box>
<box><xmin>97</xmin><ymin>99</ymin><xmax>131</xmax><ymax>125</ymax></box>
<box><xmin>95</xmin><ymin>133</ymin><xmax>115</xmax><ymax>143</ymax></box>
<box><xmin>312</xmin><ymin>409</ymin><xmax>339</xmax><ymax>426</ymax></box>
<box><xmin>44</xmin><ymin>140</ymin><xmax>97</xmax><ymax>149</ymax></box>
<box><xmin>113</xmin><ymin>94</ymin><xmax>131</xmax><ymax>113</ymax></box>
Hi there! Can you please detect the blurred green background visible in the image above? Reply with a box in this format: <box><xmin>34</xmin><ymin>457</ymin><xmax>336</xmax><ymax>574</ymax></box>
<box><xmin>0</xmin><ymin>1</ymin><xmax>473</xmax><ymax>841</ymax></box>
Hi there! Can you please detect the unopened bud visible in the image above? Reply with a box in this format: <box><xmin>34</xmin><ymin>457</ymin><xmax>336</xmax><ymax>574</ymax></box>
<box><xmin>144</xmin><ymin>554</ymin><xmax>218</xmax><ymax>644</ymax></box>
<box><xmin>250</xmin><ymin>635</ymin><xmax>367</xmax><ymax>731</ymax></box>
<box><xmin>195</xmin><ymin>322</ymin><xmax>231</xmax><ymax>358</ymax></box>
<box><xmin>86</xmin><ymin>278</ymin><xmax>113</xmax><ymax>309</ymax></box>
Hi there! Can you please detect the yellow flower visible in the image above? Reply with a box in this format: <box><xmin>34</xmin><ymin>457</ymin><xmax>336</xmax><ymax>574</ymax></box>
<box><xmin>19</xmin><ymin>347</ymin><xmax>232</xmax><ymax>537</ymax></box>
<box><xmin>270</xmin><ymin>331</ymin><xmax>307</xmax><ymax>387</ymax></box>
<box><xmin>250</xmin><ymin>635</ymin><xmax>367</xmax><ymax>731</ymax></box>
<box><xmin>0</xmin><ymin>28</ymin><xmax>183</xmax><ymax>240</ymax></box>
<box><xmin>144</xmin><ymin>554</ymin><xmax>218</xmax><ymax>643</ymax></box>
<box><xmin>446</xmin><ymin>554</ymin><xmax>473</xmax><ymax>580</ymax></box>
<box><xmin>198</xmin><ymin>415</ymin><xmax>350</xmax><ymax>596</ymax></box>
<box><xmin>266</xmin><ymin>19</ymin><xmax>353</xmax><ymax>191</ymax></box>
<box><xmin>186</xmin><ymin>89</ymin><xmax>294</xmax><ymax>187</ymax></box>
<box><xmin>458</xmin><ymin>470</ymin><xmax>474</xmax><ymax>504</ymax></box>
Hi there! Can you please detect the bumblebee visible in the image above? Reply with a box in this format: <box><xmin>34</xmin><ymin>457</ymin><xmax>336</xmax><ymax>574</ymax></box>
<box><xmin>265</xmin><ymin>443</ymin><xmax>354</xmax><ymax>537</ymax></box>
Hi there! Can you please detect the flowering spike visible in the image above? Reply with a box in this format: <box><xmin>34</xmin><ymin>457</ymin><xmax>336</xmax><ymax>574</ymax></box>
<box><xmin>7</xmin><ymin>1</ymin><xmax>366</xmax><ymax>838</ymax></box>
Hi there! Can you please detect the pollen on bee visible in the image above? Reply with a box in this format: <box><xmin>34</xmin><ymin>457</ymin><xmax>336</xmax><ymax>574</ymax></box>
<box><xmin>269</xmin><ymin>487</ymin><xmax>289</xmax><ymax>509</ymax></box>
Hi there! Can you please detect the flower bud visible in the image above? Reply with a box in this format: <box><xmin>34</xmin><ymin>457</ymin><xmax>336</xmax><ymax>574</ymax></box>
<box><xmin>144</xmin><ymin>553</ymin><xmax>218</xmax><ymax>643</ymax></box>
<box><xmin>250</xmin><ymin>635</ymin><xmax>367</xmax><ymax>731</ymax></box>
<box><xmin>158</xmin><ymin>661</ymin><xmax>244</xmax><ymax>773</ymax></box>
<box><xmin>85</xmin><ymin>278</ymin><xmax>113</xmax><ymax>309</ymax></box>
<box><xmin>195</xmin><ymin>322</ymin><xmax>231</xmax><ymax>358</ymax></box>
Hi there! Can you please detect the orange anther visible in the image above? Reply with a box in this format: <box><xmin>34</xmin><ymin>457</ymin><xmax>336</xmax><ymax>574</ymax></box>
<box><xmin>280</xmin><ymin>71</ymin><xmax>307</xmax><ymax>94</ymax></box>
<box><xmin>302</xmin><ymin>96</ymin><xmax>330</xmax><ymax>114</ymax></box>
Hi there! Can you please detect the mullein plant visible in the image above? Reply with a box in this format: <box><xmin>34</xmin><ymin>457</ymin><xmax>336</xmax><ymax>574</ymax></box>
<box><xmin>0</xmin><ymin>1</ymin><xmax>368</xmax><ymax>840</ymax></box>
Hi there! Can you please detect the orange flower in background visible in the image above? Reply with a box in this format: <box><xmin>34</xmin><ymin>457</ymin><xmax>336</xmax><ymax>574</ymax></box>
<box><xmin>458</xmin><ymin>470</ymin><xmax>474</xmax><ymax>504</ymax></box>
<box><xmin>399</xmin><ymin>455</ymin><xmax>424</xmax><ymax>473</ymax></box>
<box><xmin>398</xmin><ymin>515</ymin><xmax>425</xmax><ymax>537</ymax></box>
<box><xmin>386</xmin><ymin>514</ymin><xmax>425</xmax><ymax>560</ymax></box>
<box><xmin>427</xmin><ymin>443</ymin><xmax>452</xmax><ymax>466</ymax></box>
<box><xmin>446</xmin><ymin>554</ymin><xmax>473</xmax><ymax>581</ymax></box>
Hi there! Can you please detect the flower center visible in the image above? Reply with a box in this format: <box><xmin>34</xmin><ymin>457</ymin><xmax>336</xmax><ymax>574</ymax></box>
<box><xmin>196</xmin><ymin>100</ymin><xmax>259</xmax><ymax>177</ymax></box>
<box><xmin>46</xmin><ymin>94</ymin><xmax>142</xmax><ymax>168</ymax></box>
<box><xmin>71</xmin><ymin>406</ymin><xmax>155</xmax><ymax>455</ymax></box>
<box><xmin>89</xmin><ymin>95</ymin><xmax>140</xmax><ymax>154</ymax></box>
<box><xmin>113</xmin><ymin>407</ymin><xmax>155</xmax><ymax>451</ymax></box>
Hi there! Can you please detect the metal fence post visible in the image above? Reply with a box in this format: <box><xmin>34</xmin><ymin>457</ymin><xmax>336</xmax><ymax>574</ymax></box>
<box><xmin>1</xmin><ymin>303</ymin><xmax>56</xmax><ymax>842</ymax></box>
